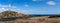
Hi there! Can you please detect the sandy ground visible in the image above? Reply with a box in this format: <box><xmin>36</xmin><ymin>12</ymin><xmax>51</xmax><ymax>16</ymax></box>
<box><xmin>0</xmin><ymin>16</ymin><xmax>60</xmax><ymax>23</ymax></box>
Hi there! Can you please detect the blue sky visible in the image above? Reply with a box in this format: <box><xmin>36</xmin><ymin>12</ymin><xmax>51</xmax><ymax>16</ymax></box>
<box><xmin>0</xmin><ymin>0</ymin><xmax>60</xmax><ymax>14</ymax></box>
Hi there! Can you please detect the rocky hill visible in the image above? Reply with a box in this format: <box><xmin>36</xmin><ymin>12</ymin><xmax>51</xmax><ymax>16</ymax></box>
<box><xmin>0</xmin><ymin>11</ymin><xmax>29</xmax><ymax>19</ymax></box>
<box><xmin>0</xmin><ymin>11</ymin><xmax>60</xmax><ymax>23</ymax></box>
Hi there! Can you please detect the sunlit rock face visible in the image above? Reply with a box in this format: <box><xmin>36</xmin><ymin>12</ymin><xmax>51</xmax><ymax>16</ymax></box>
<box><xmin>0</xmin><ymin>11</ymin><xmax>29</xmax><ymax>19</ymax></box>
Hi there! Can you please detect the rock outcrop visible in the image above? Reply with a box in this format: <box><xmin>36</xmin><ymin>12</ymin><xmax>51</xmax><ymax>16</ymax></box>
<box><xmin>0</xmin><ymin>11</ymin><xmax>29</xmax><ymax>19</ymax></box>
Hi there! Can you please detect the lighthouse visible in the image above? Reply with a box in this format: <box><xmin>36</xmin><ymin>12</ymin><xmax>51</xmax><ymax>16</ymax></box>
<box><xmin>8</xmin><ymin>4</ymin><xmax>11</xmax><ymax>11</ymax></box>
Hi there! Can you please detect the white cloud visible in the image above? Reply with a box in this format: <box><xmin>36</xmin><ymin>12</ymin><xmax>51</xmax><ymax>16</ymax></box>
<box><xmin>2</xmin><ymin>5</ymin><xmax>8</xmax><ymax>7</ymax></box>
<box><xmin>12</xmin><ymin>6</ymin><xmax>17</xmax><ymax>8</ymax></box>
<box><xmin>0</xmin><ymin>8</ymin><xmax>6</xmax><ymax>11</ymax></box>
<box><xmin>0</xmin><ymin>4</ymin><xmax>17</xmax><ymax>8</ymax></box>
<box><xmin>6</xmin><ymin>9</ymin><xmax>9</xmax><ymax>10</ymax></box>
<box><xmin>32</xmin><ymin>0</ymin><xmax>41</xmax><ymax>2</ymax></box>
<box><xmin>17</xmin><ymin>9</ymin><xmax>20</xmax><ymax>13</ymax></box>
<box><xmin>1</xmin><ymin>8</ymin><xmax>5</xmax><ymax>10</ymax></box>
<box><xmin>0</xmin><ymin>4</ymin><xmax>2</xmax><ymax>6</ymax></box>
<box><xmin>24</xmin><ymin>4</ymin><xmax>29</xmax><ymax>8</ymax></box>
<box><xmin>0</xmin><ymin>4</ymin><xmax>8</xmax><ymax>7</ymax></box>
<box><xmin>46</xmin><ymin>1</ymin><xmax>56</xmax><ymax>5</ymax></box>
<box><xmin>0</xmin><ymin>4</ymin><xmax>17</xmax><ymax>12</ymax></box>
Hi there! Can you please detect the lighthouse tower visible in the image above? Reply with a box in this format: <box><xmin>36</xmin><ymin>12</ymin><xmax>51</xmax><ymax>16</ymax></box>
<box><xmin>8</xmin><ymin>4</ymin><xmax>11</xmax><ymax>11</ymax></box>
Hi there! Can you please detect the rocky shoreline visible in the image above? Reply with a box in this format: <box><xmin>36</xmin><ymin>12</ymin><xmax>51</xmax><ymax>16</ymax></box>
<box><xmin>0</xmin><ymin>16</ymin><xmax>60</xmax><ymax>23</ymax></box>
